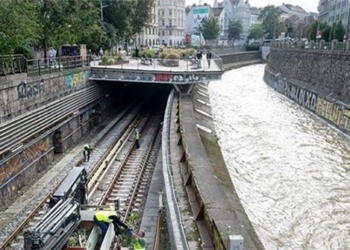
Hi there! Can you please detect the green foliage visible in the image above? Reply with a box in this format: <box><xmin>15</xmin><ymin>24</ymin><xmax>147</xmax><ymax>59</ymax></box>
<box><xmin>332</xmin><ymin>21</ymin><xmax>345</xmax><ymax>41</ymax></box>
<box><xmin>0</xmin><ymin>0</ymin><xmax>154</xmax><ymax>56</ymax></box>
<box><xmin>166</xmin><ymin>53</ymin><xmax>180</xmax><ymax>60</ymax></box>
<box><xmin>130</xmin><ymin>0</ymin><xmax>154</xmax><ymax>34</ymax></box>
<box><xmin>199</xmin><ymin>17</ymin><xmax>220</xmax><ymax>40</ymax></box>
<box><xmin>248</xmin><ymin>24</ymin><xmax>265</xmax><ymax>40</ymax></box>
<box><xmin>159</xmin><ymin>52</ymin><xmax>167</xmax><ymax>59</ymax></box>
<box><xmin>321</xmin><ymin>24</ymin><xmax>331</xmax><ymax>42</ymax></box>
<box><xmin>0</xmin><ymin>0</ymin><xmax>39</xmax><ymax>55</ymax></box>
<box><xmin>140</xmin><ymin>50</ymin><xmax>155</xmax><ymax>58</ymax></box>
<box><xmin>228</xmin><ymin>20</ymin><xmax>243</xmax><ymax>40</ymax></box>
<box><xmin>259</xmin><ymin>5</ymin><xmax>281</xmax><ymax>39</ymax></box>
<box><xmin>179</xmin><ymin>48</ymin><xmax>196</xmax><ymax>58</ymax></box>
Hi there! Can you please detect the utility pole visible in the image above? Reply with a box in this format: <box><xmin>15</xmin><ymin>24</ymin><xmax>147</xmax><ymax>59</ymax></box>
<box><xmin>100</xmin><ymin>0</ymin><xmax>110</xmax><ymax>22</ymax></box>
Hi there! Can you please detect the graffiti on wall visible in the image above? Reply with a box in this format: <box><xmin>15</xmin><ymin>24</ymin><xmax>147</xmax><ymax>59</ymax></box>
<box><xmin>283</xmin><ymin>82</ymin><xmax>318</xmax><ymax>111</ymax></box>
<box><xmin>17</xmin><ymin>79</ymin><xmax>45</xmax><ymax>99</ymax></box>
<box><xmin>91</xmin><ymin>71</ymin><xmax>222</xmax><ymax>83</ymax></box>
<box><xmin>266</xmin><ymin>71</ymin><xmax>350</xmax><ymax>134</ymax></box>
<box><xmin>316</xmin><ymin>97</ymin><xmax>350</xmax><ymax>131</ymax></box>
<box><xmin>65</xmin><ymin>71</ymin><xmax>89</xmax><ymax>88</ymax></box>
<box><xmin>0</xmin><ymin>136</ymin><xmax>52</xmax><ymax>187</ymax></box>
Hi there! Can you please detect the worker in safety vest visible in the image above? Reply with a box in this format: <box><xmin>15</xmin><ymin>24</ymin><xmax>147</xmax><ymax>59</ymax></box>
<box><xmin>134</xmin><ymin>126</ymin><xmax>141</xmax><ymax>149</ymax></box>
<box><xmin>132</xmin><ymin>230</ymin><xmax>146</xmax><ymax>250</ymax></box>
<box><xmin>93</xmin><ymin>210</ymin><xmax>130</xmax><ymax>239</ymax></box>
<box><xmin>83</xmin><ymin>144</ymin><xmax>93</xmax><ymax>162</ymax></box>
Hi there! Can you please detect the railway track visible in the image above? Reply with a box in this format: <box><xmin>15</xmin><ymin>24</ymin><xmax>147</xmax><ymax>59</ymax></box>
<box><xmin>0</xmin><ymin>102</ymin><xmax>143</xmax><ymax>250</ymax></box>
<box><xmin>0</xmin><ymin>95</ymin><xmax>165</xmax><ymax>250</ymax></box>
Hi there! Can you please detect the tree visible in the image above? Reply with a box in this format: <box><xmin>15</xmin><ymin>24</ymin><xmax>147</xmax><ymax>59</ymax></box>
<box><xmin>321</xmin><ymin>24</ymin><xmax>331</xmax><ymax>42</ymax></box>
<box><xmin>36</xmin><ymin>0</ymin><xmax>103</xmax><ymax>57</ymax></box>
<box><xmin>228</xmin><ymin>20</ymin><xmax>242</xmax><ymax>40</ymax></box>
<box><xmin>199</xmin><ymin>17</ymin><xmax>220</xmax><ymax>40</ymax></box>
<box><xmin>259</xmin><ymin>5</ymin><xmax>281</xmax><ymax>39</ymax></box>
<box><xmin>248</xmin><ymin>24</ymin><xmax>265</xmax><ymax>40</ymax></box>
<box><xmin>332</xmin><ymin>21</ymin><xmax>345</xmax><ymax>41</ymax></box>
<box><xmin>0</xmin><ymin>0</ymin><xmax>39</xmax><ymax>55</ymax></box>
<box><xmin>130</xmin><ymin>0</ymin><xmax>154</xmax><ymax>35</ymax></box>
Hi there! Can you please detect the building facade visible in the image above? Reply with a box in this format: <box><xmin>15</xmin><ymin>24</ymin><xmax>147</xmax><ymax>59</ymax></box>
<box><xmin>317</xmin><ymin>0</ymin><xmax>350</xmax><ymax>39</ymax></box>
<box><xmin>158</xmin><ymin>0</ymin><xmax>186</xmax><ymax>46</ymax></box>
<box><xmin>137</xmin><ymin>1</ymin><xmax>160</xmax><ymax>47</ymax></box>
<box><xmin>317</xmin><ymin>0</ymin><xmax>329</xmax><ymax>23</ymax></box>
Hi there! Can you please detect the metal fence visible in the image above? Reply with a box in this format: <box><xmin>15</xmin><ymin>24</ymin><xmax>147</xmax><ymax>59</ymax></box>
<box><xmin>271</xmin><ymin>40</ymin><xmax>350</xmax><ymax>52</ymax></box>
<box><xmin>92</xmin><ymin>55</ymin><xmax>224</xmax><ymax>72</ymax></box>
<box><xmin>0</xmin><ymin>55</ymin><xmax>89</xmax><ymax>77</ymax></box>
<box><xmin>162</xmin><ymin>89</ymin><xmax>189</xmax><ymax>250</ymax></box>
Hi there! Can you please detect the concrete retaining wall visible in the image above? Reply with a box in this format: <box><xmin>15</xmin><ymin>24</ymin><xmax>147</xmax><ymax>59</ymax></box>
<box><xmin>264</xmin><ymin>66</ymin><xmax>350</xmax><ymax>136</ymax></box>
<box><xmin>0</xmin><ymin>69</ymin><xmax>92</xmax><ymax>123</ymax></box>
<box><xmin>0</xmin><ymin>69</ymin><xmax>109</xmax><ymax>204</ymax></box>
<box><xmin>220</xmin><ymin>51</ymin><xmax>261</xmax><ymax>64</ymax></box>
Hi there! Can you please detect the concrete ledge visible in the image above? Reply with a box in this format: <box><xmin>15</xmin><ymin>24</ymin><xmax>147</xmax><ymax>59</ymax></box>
<box><xmin>179</xmin><ymin>91</ymin><xmax>265</xmax><ymax>250</ymax></box>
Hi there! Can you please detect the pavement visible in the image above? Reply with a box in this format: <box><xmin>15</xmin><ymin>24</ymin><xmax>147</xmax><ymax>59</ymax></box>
<box><xmin>90</xmin><ymin>56</ymin><xmax>223</xmax><ymax>72</ymax></box>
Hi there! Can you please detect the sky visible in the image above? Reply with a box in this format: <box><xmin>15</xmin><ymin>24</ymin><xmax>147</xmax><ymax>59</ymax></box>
<box><xmin>185</xmin><ymin>0</ymin><xmax>318</xmax><ymax>13</ymax></box>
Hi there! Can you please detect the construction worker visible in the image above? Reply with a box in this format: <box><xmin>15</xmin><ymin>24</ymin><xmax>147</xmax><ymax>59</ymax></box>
<box><xmin>83</xmin><ymin>144</ymin><xmax>93</xmax><ymax>162</ymax></box>
<box><xmin>134</xmin><ymin>126</ymin><xmax>141</xmax><ymax>149</ymax></box>
<box><xmin>93</xmin><ymin>210</ymin><xmax>131</xmax><ymax>239</ymax></box>
<box><xmin>132</xmin><ymin>230</ymin><xmax>146</xmax><ymax>250</ymax></box>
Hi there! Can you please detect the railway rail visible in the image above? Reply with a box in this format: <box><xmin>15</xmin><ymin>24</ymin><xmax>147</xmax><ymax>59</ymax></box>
<box><xmin>0</xmin><ymin>92</ymin><xmax>166</xmax><ymax>250</ymax></box>
<box><xmin>0</xmin><ymin>101</ymin><xmax>143</xmax><ymax>249</ymax></box>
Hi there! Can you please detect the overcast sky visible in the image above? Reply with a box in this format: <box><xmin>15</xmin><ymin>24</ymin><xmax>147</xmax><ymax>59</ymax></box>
<box><xmin>186</xmin><ymin>0</ymin><xmax>318</xmax><ymax>13</ymax></box>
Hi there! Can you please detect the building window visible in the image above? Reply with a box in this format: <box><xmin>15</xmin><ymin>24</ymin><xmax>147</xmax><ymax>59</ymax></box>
<box><xmin>162</xmin><ymin>10</ymin><xmax>164</xmax><ymax>16</ymax></box>
<box><xmin>162</xmin><ymin>30</ymin><xmax>165</xmax><ymax>35</ymax></box>
<box><xmin>162</xmin><ymin>19</ymin><xmax>165</xmax><ymax>26</ymax></box>
<box><xmin>169</xmin><ymin>9</ymin><xmax>172</xmax><ymax>16</ymax></box>
<box><xmin>169</xmin><ymin>19</ymin><xmax>172</xmax><ymax>27</ymax></box>
<box><xmin>170</xmin><ymin>30</ymin><xmax>172</xmax><ymax>35</ymax></box>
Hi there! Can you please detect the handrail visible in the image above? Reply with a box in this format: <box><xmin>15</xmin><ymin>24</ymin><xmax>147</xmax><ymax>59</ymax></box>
<box><xmin>162</xmin><ymin>89</ymin><xmax>189</xmax><ymax>250</ymax></box>
<box><xmin>0</xmin><ymin>54</ymin><xmax>90</xmax><ymax>77</ymax></box>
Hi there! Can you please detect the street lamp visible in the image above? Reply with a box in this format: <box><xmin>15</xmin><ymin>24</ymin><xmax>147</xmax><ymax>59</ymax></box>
<box><xmin>100</xmin><ymin>0</ymin><xmax>110</xmax><ymax>22</ymax></box>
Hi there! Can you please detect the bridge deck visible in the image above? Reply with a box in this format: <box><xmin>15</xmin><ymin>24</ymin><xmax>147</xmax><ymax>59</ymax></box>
<box><xmin>91</xmin><ymin>57</ymin><xmax>223</xmax><ymax>72</ymax></box>
<box><xmin>90</xmin><ymin>57</ymin><xmax>224</xmax><ymax>84</ymax></box>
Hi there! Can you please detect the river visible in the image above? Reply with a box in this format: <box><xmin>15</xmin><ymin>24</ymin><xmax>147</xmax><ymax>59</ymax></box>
<box><xmin>208</xmin><ymin>64</ymin><xmax>350</xmax><ymax>250</ymax></box>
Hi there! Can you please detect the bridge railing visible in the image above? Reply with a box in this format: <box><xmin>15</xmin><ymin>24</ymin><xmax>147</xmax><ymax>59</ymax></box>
<box><xmin>0</xmin><ymin>55</ymin><xmax>90</xmax><ymax>77</ymax></box>
<box><xmin>91</xmin><ymin>56</ymin><xmax>224</xmax><ymax>72</ymax></box>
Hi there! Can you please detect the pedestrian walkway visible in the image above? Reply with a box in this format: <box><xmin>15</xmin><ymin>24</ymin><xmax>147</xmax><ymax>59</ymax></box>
<box><xmin>139</xmin><ymin>152</ymin><xmax>163</xmax><ymax>250</ymax></box>
<box><xmin>91</xmin><ymin>56</ymin><xmax>223</xmax><ymax>72</ymax></box>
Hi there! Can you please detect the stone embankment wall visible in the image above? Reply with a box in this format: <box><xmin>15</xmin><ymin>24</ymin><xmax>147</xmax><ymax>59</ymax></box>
<box><xmin>0</xmin><ymin>69</ymin><xmax>108</xmax><ymax>204</ymax></box>
<box><xmin>265</xmin><ymin>47</ymin><xmax>350</xmax><ymax>135</ymax></box>
<box><xmin>220</xmin><ymin>51</ymin><xmax>262</xmax><ymax>70</ymax></box>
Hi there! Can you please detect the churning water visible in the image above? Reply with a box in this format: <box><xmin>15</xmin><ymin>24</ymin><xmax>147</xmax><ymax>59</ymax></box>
<box><xmin>209</xmin><ymin>64</ymin><xmax>350</xmax><ymax>250</ymax></box>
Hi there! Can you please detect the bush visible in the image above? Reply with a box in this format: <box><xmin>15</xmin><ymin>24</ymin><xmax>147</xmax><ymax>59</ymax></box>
<box><xmin>159</xmin><ymin>52</ymin><xmax>167</xmax><ymax>59</ymax></box>
<box><xmin>166</xmin><ymin>53</ymin><xmax>180</xmax><ymax>60</ymax></box>
<box><xmin>102</xmin><ymin>56</ymin><xmax>109</xmax><ymax>64</ymax></box>
<box><xmin>140</xmin><ymin>50</ymin><xmax>155</xmax><ymax>58</ymax></box>
<box><xmin>14</xmin><ymin>46</ymin><xmax>34</xmax><ymax>60</ymax></box>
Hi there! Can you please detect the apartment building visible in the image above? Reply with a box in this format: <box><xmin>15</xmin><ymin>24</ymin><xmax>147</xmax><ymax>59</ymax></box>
<box><xmin>318</xmin><ymin>0</ymin><xmax>350</xmax><ymax>38</ymax></box>
<box><xmin>137</xmin><ymin>1</ymin><xmax>160</xmax><ymax>47</ymax></box>
<box><xmin>158</xmin><ymin>0</ymin><xmax>186</xmax><ymax>46</ymax></box>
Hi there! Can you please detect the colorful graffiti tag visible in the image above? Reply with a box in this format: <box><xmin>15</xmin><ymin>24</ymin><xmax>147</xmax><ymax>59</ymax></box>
<box><xmin>90</xmin><ymin>70</ymin><xmax>222</xmax><ymax>83</ymax></box>
<box><xmin>64</xmin><ymin>71</ymin><xmax>89</xmax><ymax>88</ymax></box>
<box><xmin>0</xmin><ymin>136</ymin><xmax>52</xmax><ymax>187</ymax></box>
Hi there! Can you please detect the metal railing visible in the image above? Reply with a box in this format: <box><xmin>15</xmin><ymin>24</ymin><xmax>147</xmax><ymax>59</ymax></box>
<box><xmin>0</xmin><ymin>55</ymin><xmax>90</xmax><ymax>77</ymax></box>
<box><xmin>91</xmin><ymin>55</ymin><xmax>224</xmax><ymax>72</ymax></box>
<box><xmin>162</xmin><ymin>89</ymin><xmax>189</xmax><ymax>250</ymax></box>
<box><xmin>271</xmin><ymin>40</ymin><xmax>350</xmax><ymax>52</ymax></box>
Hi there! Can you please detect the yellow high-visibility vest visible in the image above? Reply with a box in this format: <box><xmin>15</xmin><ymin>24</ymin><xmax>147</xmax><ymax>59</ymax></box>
<box><xmin>95</xmin><ymin>211</ymin><xmax>117</xmax><ymax>223</ymax></box>
<box><xmin>133</xmin><ymin>239</ymin><xmax>145</xmax><ymax>250</ymax></box>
